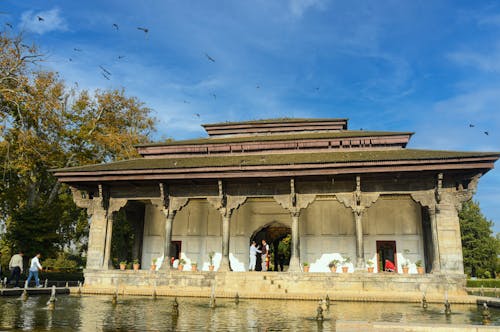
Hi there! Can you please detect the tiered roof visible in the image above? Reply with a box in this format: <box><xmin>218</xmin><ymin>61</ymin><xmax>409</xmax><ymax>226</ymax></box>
<box><xmin>53</xmin><ymin>118</ymin><xmax>500</xmax><ymax>183</ymax></box>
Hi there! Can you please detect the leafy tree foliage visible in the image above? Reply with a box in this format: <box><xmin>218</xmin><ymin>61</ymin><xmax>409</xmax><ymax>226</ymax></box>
<box><xmin>459</xmin><ymin>200</ymin><xmax>500</xmax><ymax>278</ymax></box>
<box><xmin>0</xmin><ymin>32</ymin><xmax>156</xmax><ymax>265</ymax></box>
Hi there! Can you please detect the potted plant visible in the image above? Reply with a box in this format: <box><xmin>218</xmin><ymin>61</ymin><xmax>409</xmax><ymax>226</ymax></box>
<box><xmin>191</xmin><ymin>262</ymin><xmax>198</xmax><ymax>271</ymax></box>
<box><xmin>328</xmin><ymin>259</ymin><xmax>340</xmax><ymax>272</ymax></box>
<box><xmin>415</xmin><ymin>260</ymin><xmax>424</xmax><ymax>274</ymax></box>
<box><xmin>402</xmin><ymin>261</ymin><xmax>409</xmax><ymax>274</ymax></box>
<box><xmin>150</xmin><ymin>258</ymin><xmax>157</xmax><ymax>271</ymax></box>
<box><xmin>119</xmin><ymin>260</ymin><xmax>127</xmax><ymax>271</ymax></box>
<box><xmin>133</xmin><ymin>259</ymin><xmax>140</xmax><ymax>271</ymax></box>
<box><xmin>208</xmin><ymin>251</ymin><xmax>215</xmax><ymax>271</ymax></box>
<box><xmin>302</xmin><ymin>262</ymin><xmax>310</xmax><ymax>272</ymax></box>
<box><xmin>402</xmin><ymin>249</ymin><xmax>410</xmax><ymax>274</ymax></box>
<box><xmin>178</xmin><ymin>258</ymin><xmax>186</xmax><ymax>271</ymax></box>
<box><xmin>342</xmin><ymin>257</ymin><xmax>351</xmax><ymax>273</ymax></box>
<box><xmin>366</xmin><ymin>259</ymin><xmax>374</xmax><ymax>273</ymax></box>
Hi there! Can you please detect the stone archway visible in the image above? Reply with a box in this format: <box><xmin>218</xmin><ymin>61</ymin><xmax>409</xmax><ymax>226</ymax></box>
<box><xmin>251</xmin><ymin>222</ymin><xmax>291</xmax><ymax>271</ymax></box>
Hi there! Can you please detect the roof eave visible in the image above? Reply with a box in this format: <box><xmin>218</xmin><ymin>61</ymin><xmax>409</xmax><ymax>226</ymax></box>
<box><xmin>54</xmin><ymin>156</ymin><xmax>498</xmax><ymax>183</ymax></box>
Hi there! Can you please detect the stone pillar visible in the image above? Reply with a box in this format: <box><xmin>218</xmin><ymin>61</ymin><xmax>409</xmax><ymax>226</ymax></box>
<box><xmin>288</xmin><ymin>212</ymin><xmax>301</xmax><ymax>272</ymax></box>
<box><xmin>274</xmin><ymin>185</ymin><xmax>316</xmax><ymax>272</ymax></box>
<box><xmin>102</xmin><ymin>214</ymin><xmax>114</xmax><ymax>269</ymax></box>
<box><xmin>335</xmin><ymin>178</ymin><xmax>378</xmax><ymax>270</ymax></box>
<box><xmin>219</xmin><ymin>213</ymin><xmax>231</xmax><ymax>271</ymax></box>
<box><xmin>207</xmin><ymin>187</ymin><xmax>247</xmax><ymax>272</ymax></box>
<box><xmin>428</xmin><ymin>206</ymin><xmax>441</xmax><ymax>273</ymax></box>
<box><xmin>152</xmin><ymin>192</ymin><xmax>189</xmax><ymax>270</ymax></box>
<box><xmin>69</xmin><ymin>186</ymin><xmax>128</xmax><ymax>270</ymax></box>
<box><xmin>86</xmin><ymin>203</ymin><xmax>107</xmax><ymax>270</ymax></box>
<box><xmin>102</xmin><ymin>198</ymin><xmax>128</xmax><ymax>269</ymax></box>
<box><xmin>354</xmin><ymin>211</ymin><xmax>364</xmax><ymax>269</ymax></box>
<box><xmin>161</xmin><ymin>211</ymin><xmax>176</xmax><ymax>270</ymax></box>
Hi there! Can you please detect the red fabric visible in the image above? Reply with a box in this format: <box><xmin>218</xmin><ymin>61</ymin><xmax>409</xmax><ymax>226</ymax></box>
<box><xmin>385</xmin><ymin>259</ymin><xmax>395</xmax><ymax>271</ymax></box>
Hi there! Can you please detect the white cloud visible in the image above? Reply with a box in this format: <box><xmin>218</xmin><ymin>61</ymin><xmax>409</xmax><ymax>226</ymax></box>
<box><xmin>449</xmin><ymin>48</ymin><xmax>500</xmax><ymax>73</ymax></box>
<box><xmin>477</xmin><ymin>14</ymin><xmax>500</xmax><ymax>26</ymax></box>
<box><xmin>289</xmin><ymin>0</ymin><xmax>327</xmax><ymax>18</ymax></box>
<box><xmin>20</xmin><ymin>8</ymin><xmax>67</xmax><ymax>34</ymax></box>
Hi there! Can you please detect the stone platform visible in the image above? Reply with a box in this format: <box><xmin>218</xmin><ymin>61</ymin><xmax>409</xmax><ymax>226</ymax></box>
<box><xmin>81</xmin><ymin>269</ymin><xmax>468</xmax><ymax>303</ymax></box>
<box><xmin>0</xmin><ymin>287</ymin><xmax>70</xmax><ymax>297</ymax></box>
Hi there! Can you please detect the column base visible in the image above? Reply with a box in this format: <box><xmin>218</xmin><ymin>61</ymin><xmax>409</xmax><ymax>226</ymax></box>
<box><xmin>356</xmin><ymin>257</ymin><xmax>365</xmax><ymax>269</ymax></box>
<box><xmin>288</xmin><ymin>256</ymin><xmax>301</xmax><ymax>272</ymax></box>
<box><xmin>160</xmin><ymin>262</ymin><xmax>172</xmax><ymax>271</ymax></box>
<box><xmin>218</xmin><ymin>257</ymin><xmax>231</xmax><ymax>272</ymax></box>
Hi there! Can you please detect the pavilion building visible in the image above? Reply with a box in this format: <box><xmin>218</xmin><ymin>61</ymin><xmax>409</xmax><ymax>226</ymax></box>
<box><xmin>53</xmin><ymin>118</ymin><xmax>499</xmax><ymax>296</ymax></box>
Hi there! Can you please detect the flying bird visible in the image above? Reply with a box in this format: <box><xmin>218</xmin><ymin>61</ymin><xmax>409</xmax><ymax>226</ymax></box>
<box><xmin>99</xmin><ymin>65</ymin><xmax>112</xmax><ymax>76</ymax></box>
<box><xmin>194</xmin><ymin>113</ymin><xmax>200</xmax><ymax>117</ymax></box>
<box><xmin>212</xmin><ymin>93</ymin><xmax>217</xmax><ymax>99</ymax></box>
<box><xmin>5</xmin><ymin>23</ymin><xmax>13</xmax><ymax>29</ymax></box>
<box><xmin>73</xmin><ymin>48</ymin><xmax>82</xmax><ymax>52</ymax></box>
<box><xmin>205</xmin><ymin>53</ymin><xmax>215</xmax><ymax>62</ymax></box>
<box><xmin>137</xmin><ymin>27</ymin><xmax>149</xmax><ymax>34</ymax></box>
<box><xmin>484</xmin><ymin>131</ymin><xmax>489</xmax><ymax>136</ymax></box>
<box><xmin>37</xmin><ymin>16</ymin><xmax>44</xmax><ymax>21</ymax></box>
<box><xmin>112</xmin><ymin>23</ymin><xmax>119</xmax><ymax>30</ymax></box>
<box><xmin>117</xmin><ymin>55</ymin><xmax>125</xmax><ymax>59</ymax></box>
<box><xmin>183</xmin><ymin>100</ymin><xmax>190</xmax><ymax>104</ymax></box>
<box><xmin>68</xmin><ymin>58</ymin><xmax>73</xmax><ymax>62</ymax></box>
<box><xmin>256</xmin><ymin>85</ymin><xmax>260</xmax><ymax>89</ymax></box>
<box><xmin>469</xmin><ymin>124</ymin><xmax>475</xmax><ymax>128</ymax></box>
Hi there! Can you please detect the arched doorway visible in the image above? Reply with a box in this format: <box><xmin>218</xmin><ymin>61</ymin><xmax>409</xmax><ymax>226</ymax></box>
<box><xmin>251</xmin><ymin>222</ymin><xmax>291</xmax><ymax>271</ymax></box>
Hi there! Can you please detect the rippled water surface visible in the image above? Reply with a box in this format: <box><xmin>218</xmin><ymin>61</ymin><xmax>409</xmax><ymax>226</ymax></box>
<box><xmin>0</xmin><ymin>294</ymin><xmax>499</xmax><ymax>331</ymax></box>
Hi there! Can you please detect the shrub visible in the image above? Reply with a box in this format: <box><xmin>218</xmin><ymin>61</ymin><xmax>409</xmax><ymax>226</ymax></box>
<box><xmin>43</xmin><ymin>252</ymin><xmax>79</xmax><ymax>272</ymax></box>
<box><xmin>466</xmin><ymin>279</ymin><xmax>500</xmax><ymax>288</ymax></box>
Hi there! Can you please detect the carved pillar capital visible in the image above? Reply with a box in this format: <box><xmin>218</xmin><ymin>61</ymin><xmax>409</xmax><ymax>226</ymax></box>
<box><xmin>108</xmin><ymin>198</ymin><xmax>128</xmax><ymax>214</ymax></box>
<box><xmin>207</xmin><ymin>195</ymin><xmax>247</xmax><ymax>217</ymax></box>
<box><xmin>152</xmin><ymin>197</ymin><xmax>189</xmax><ymax>217</ymax></box>
<box><xmin>410</xmin><ymin>190</ymin><xmax>437</xmax><ymax>209</ymax></box>
<box><xmin>273</xmin><ymin>193</ymin><xmax>316</xmax><ymax>215</ymax></box>
<box><xmin>334</xmin><ymin>192</ymin><xmax>379</xmax><ymax>212</ymax></box>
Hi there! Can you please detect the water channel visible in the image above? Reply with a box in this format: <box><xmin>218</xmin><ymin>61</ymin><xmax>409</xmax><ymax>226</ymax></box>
<box><xmin>0</xmin><ymin>294</ymin><xmax>499</xmax><ymax>331</ymax></box>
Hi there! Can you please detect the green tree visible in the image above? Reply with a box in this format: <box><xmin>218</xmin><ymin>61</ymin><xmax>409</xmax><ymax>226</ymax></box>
<box><xmin>459</xmin><ymin>200</ymin><xmax>500</xmax><ymax>278</ymax></box>
<box><xmin>0</xmin><ymin>32</ymin><xmax>156</xmax><ymax>263</ymax></box>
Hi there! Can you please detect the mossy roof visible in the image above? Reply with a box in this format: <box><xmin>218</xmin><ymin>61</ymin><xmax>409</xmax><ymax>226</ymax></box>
<box><xmin>53</xmin><ymin>149</ymin><xmax>500</xmax><ymax>173</ymax></box>
<box><xmin>136</xmin><ymin>130</ymin><xmax>413</xmax><ymax>147</ymax></box>
<box><xmin>202</xmin><ymin>118</ymin><xmax>348</xmax><ymax>127</ymax></box>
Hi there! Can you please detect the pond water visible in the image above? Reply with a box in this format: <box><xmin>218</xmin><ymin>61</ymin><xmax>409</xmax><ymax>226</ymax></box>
<box><xmin>0</xmin><ymin>294</ymin><xmax>499</xmax><ymax>331</ymax></box>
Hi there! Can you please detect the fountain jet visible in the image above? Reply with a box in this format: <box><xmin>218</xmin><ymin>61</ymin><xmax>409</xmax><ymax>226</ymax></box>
<box><xmin>316</xmin><ymin>300</ymin><xmax>324</xmax><ymax>321</ymax></box>
<box><xmin>482</xmin><ymin>303</ymin><xmax>491</xmax><ymax>325</ymax></box>
<box><xmin>209</xmin><ymin>283</ymin><xmax>216</xmax><ymax>308</ymax></box>
<box><xmin>172</xmin><ymin>297</ymin><xmax>179</xmax><ymax>316</ymax></box>
<box><xmin>422</xmin><ymin>293</ymin><xmax>428</xmax><ymax>309</ymax></box>
<box><xmin>47</xmin><ymin>286</ymin><xmax>56</xmax><ymax>310</ymax></box>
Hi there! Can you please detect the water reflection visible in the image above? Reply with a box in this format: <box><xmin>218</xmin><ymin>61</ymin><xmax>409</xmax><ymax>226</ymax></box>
<box><xmin>0</xmin><ymin>295</ymin><xmax>499</xmax><ymax>331</ymax></box>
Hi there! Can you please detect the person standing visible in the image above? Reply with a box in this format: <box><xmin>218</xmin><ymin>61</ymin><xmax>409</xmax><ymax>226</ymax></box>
<box><xmin>248</xmin><ymin>241</ymin><xmax>261</xmax><ymax>271</ymax></box>
<box><xmin>7</xmin><ymin>251</ymin><xmax>23</xmax><ymax>287</ymax></box>
<box><xmin>261</xmin><ymin>239</ymin><xmax>269</xmax><ymax>272</ymax></box>
<box><xmin>26</xmin><ymin>253</ymin><xmax>43</xmax><ymax>288</ymax></box>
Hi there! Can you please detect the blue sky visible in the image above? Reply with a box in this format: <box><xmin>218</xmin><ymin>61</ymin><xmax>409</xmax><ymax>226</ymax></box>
<box><xmin>2</xmin><ymin>1</ymin><xmax>500</xmax><ymax>231</ymax></box>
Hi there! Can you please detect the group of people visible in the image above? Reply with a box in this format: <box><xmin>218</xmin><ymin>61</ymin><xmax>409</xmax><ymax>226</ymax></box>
<box><xmin>249</xmin><ymin>239</ymin><xmax>270</xmax><ymax>271</ymax></box>
<box><xmin>2</xmin><ymin>251</ymin><xmax>44</xmax><ymax>288</ymax></box>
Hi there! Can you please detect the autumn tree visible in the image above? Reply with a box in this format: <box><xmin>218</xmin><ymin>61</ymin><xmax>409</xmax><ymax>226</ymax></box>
<box><xmin>0</xmin><ymin>32</ymin><xmax>156</xmax><ymax>262</ymax></box>
<box><xmin>459</xmin><ymin>200</ymin><xmax>500</xmax><ymax>278</ymax></box>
